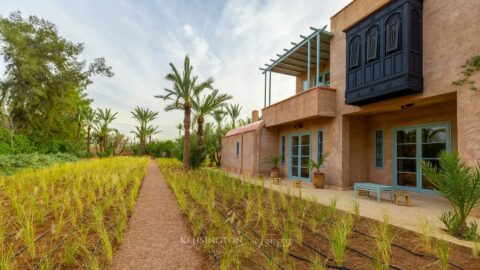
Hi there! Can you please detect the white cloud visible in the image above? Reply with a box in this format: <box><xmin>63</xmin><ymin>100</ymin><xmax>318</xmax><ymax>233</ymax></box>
<box><xmin>183</xmin><ymin>24</ymin><xmax>193</xmax><ymax>37</ymax></box>
<box><xmin>0</xmin><ymin>0</ymin><xmax>351</xmax><ymax>140</ymax></box>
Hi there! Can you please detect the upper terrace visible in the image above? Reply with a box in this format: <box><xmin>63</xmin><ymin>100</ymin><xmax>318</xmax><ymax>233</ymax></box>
<box><xmin>260</xmin><ymin>26</ymin><xmax>337</xmax><ymax>127</ymax></box>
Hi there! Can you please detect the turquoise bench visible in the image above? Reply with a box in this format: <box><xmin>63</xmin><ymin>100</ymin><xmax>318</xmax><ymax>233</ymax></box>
<box><xmin>354</xmin><ymin>183</ymin><xmax>394</xmax><ymax>203</ymax></box>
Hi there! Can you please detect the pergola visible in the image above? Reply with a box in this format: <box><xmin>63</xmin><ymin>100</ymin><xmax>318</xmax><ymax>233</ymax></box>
<box><xmin>260</xmin><ymin>25</ymin><xmax>333</xmax><ymax>107</ymax></box>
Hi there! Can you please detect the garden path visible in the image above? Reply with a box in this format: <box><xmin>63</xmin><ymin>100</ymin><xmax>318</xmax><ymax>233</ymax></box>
<box><xmin>109</xmin><ymin>160</ymin><xmax>211</xmax><ymax>270</ymax></box>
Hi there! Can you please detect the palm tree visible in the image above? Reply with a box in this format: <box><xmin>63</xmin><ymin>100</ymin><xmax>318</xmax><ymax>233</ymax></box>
<box><xmin>192</xmin><ymin>89</ymin><xmax>232</xmax><ymax>148</ymax></box>
<box><xmin>175</xmin><ymin>123</ymin><xmax>183</xmax><ymax>140</ymax></box>
<box><xmin>75</xmin><ymin>106</ymin><xmax>84</xmax><ymax>142</ymax></box>
<box><xmin>213</xmin><ymin>109</ymin><xmax>226</xmax><ymax>131</ymax></box>
<box><xmin>94</xmin><ymin>108</ymin><xmax>117</xmax><ymax>153</ymax></box>
<box><xmin>238</xmin><ymin>117</ymin><xmax>252</xmax><ymax>127</ymax></box>
<box><xmin>226</xmin><ymin>104</ymin><xmax>242</xmax><ymax>129</ymax></box>
<box><xmin>155</xmin><ymin>55</ymin><xmax>214</xmax><ymax>170</ymax></box>
<box><xmin>83</xmin><ymin>108</ymin><xmax>97</xmax><ymax>154</ymax></box>
<box><xmin>131</xmin><ymin>106</ymin><xmax>159</xmax><ymax>155</ymax></box>
<box><xmin>146</xmin><ymin>125</ymin><xmax>160</xmax><ymax>144</ymax></box>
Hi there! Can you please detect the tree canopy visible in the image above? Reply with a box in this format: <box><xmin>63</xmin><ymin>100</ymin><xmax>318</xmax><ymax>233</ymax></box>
<box><xmin>0</xmin><ymin>11</ymin><xmax>113</xmax><ymax>152</ymax></box>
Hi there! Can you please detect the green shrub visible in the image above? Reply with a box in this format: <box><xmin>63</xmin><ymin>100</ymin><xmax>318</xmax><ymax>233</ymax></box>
<box><xmin>144</xmin><ymin>140</ymin><xmax>179</xmax><ymax>157</ymax></box>
<box><xmin>0</xmin><ymin>128</ymin><xmax>36</xmax><ymax>154</ymax></box>
<box><xmin>422</xmin><ymin>152</ymin><xmax>480</xmax><ymax>240</ymax></box>
<box><xmin>0</xmin><ymin>153</ymin><xmax>78</xmax><ymax>176</ymax></box>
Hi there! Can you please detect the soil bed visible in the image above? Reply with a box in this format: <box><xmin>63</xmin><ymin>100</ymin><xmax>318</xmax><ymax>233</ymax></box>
<box><xmin>158</xmin><ymin>159</ymin><xmax>479</xmax><ymax>270</ymax></box>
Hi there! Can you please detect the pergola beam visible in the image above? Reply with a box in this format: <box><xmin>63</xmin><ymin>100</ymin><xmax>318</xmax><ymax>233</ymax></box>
<box><xmin>307</xmin><ymin>38</ymin><xmax>311</xmax><ymax>89</ymax></box>
<box><xmin>271</xmin><ymin>66</ymin><xmax>302</xmax><ymax>76</ymax></box>
<box><xmin>300</xmin><ymin>35</ymin><xmax>330</xmax><ymax>47</ymax></box>
<box><xmin>288</xmin><ymin>51</ymin><xmax>328</xmax><ymax>63</ymax></box>
<box><xmin>262</xmin><ymin>25</ymin><xmax>330</xmax><ymax>108</ymax></box>
<box><xmin>263</xmin><ymin>25</ymin><xmax>329</xmax><ymax>73</ymax></box>
<box><xmin>268</xmin><ymin>71</ymin><xmax>271</xmax><ymax>105</ymax></box>
<box><xmin>275</xmin><ymin>62</ymin><xmax>308</xmax><ymax>72</ymax></box>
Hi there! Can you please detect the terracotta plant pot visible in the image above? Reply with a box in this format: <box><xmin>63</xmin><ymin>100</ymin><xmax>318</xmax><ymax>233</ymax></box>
<box><xmin>270</xmin><ymin>167</ymin><xmax>280</xmax><ymax>178</ymax></box>
<box><xmin>312</xmin><ymin>171</ymin><xmax>325</xmax><ymax>189</ymax></box>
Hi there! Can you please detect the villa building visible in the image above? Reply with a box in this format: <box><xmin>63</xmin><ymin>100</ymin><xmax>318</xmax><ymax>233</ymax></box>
<box><xmin>221</xmin><ymin>0</ymin><xmax>480</xmax><ymax>197</ymax></box>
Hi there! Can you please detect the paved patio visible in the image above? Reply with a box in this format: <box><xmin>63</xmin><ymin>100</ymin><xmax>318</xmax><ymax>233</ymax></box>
<box><xmin>228</xmin><ymin>172</ymin><xmax>479</xmax><ymax>248</ymax></box>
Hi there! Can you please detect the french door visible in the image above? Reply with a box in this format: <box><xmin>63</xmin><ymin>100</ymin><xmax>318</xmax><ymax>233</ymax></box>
<box><xmin>394</xmin><ymin>123</ymin><xmax>451</xmax><ymax>192</ymax></box>
<box><xmin>289</xmin><ymin>133</ymin><xmax>311</xmax><ymax>180</ymax></box>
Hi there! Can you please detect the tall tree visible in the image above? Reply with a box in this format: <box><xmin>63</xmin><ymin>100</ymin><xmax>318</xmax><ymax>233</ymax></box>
<box><xmin>213</xmin><ymin>109</ymin><xmax>226</xmax><ymax>130</ymax></box>
<box><xmin>0</xmin><ymin>12</ymin><xmax>113</xmax><ymax>147</ymax></box>
<box><xmin>131</xmin><ymin>106</ymin><xmax>159</xmax><ymax>155</ymax></box>
<box><xmin>192</xmin><ymin>89</ymin><xmax>231</xmax><ymax>149</ymax></box>
<box><xmin>146</xmin><ymin>125</ymin><xmax>160</xmax><ymax>144</ymax></box>
<box><xmin>94</xmin><ymin>108</ymin><xmax>117</xmax><ymax>154</ymax></box>
<box><xmin>155</xmin><ymin>55</ymin><xmax>214</xmax><ymax>170</ymax></box>
<box><xmin>226</xmin><ymin>104</ymin><xmax>242</xmax><ymax>129</ymax></box>
<box><xmin>175</xmin><ymin>123</ymin><xmax>183</xmax><ymax>140</ymax></box>
<box><xmin>83</xmin><ymin>108</ymin><xmax>96</xmax><ymax>154</ymax></box>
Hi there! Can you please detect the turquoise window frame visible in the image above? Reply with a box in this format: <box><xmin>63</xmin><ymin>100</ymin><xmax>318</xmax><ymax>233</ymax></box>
<box><xmin>316</xmin><ymin>129</ymin><xmax>325</xmax><ymax>167</ymax></box>
<box><xmin>280</xmin><ymin>136</ymin><xmax>286</xmax><ymax>164</ymax></box>
<box><xmin>288</xmin><ymin>131</ymin><xmax>311</xmax><ymax>181</ymax></box>
<box><xmin>315</xmin><ymin>70</ymin><xmax>330</xmax><ymax>87</ymax></box>
<box><xmin>392</xmin><ymin>122</ymin><xmax>452</xmax><ymax>194</ymax></box>
<box><xmin>374</xmin><ymin>129</ymin><xmax>384</xmax><ymax>168</ymax></box>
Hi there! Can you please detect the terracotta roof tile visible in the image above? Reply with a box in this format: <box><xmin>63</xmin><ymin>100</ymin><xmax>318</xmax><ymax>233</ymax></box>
<box><xmin>225</xmin><ymin>120</ymin><xmax>264</xmax><ymax>137</ymax></box>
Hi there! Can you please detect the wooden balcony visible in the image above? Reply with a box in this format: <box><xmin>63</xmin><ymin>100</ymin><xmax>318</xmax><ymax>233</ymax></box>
<box><xmin>262</xmin><ymin>86</ymin><xmax>337</xmax><ymax>127</ymax></box>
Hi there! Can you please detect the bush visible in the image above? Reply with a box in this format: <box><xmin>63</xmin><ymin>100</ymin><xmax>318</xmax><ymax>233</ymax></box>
<box><xmin>175</xmin><ymin>135</ymin><xmax>205</xmax><ymax>169</ymax></box>
<box><xmin>145</xmin><ymin>140</ymin><xmax>179</xmax><ymax>158</ymax></box>
<box><xmin>0</xmin><ymin>128</ymin><xmax>37</xmax><ymax>154</ymax></box>
<box><xmin>35</xmin><ymin>138</ymin><xmax>83</xmax><ymax>156</ymax></box>
<box><xmin>422</xmin><ymin>152</ymin><xmax>480</xmax><ymax>240</ymax></box>
<box><xmin>0</xmin><ymin>153</ymin><xmax>78</xmax><ymax>176</ymax></box>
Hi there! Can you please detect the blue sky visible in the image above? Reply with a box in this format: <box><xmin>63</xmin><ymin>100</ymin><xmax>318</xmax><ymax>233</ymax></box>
<box><xmin>0</xmin><ymin>0</ymin><xmax>350</xmax><ymax>140</ymax></box>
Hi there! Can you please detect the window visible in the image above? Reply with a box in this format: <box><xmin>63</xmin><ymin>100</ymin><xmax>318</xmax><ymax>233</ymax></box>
<box><xmin>317</xmin><ymin>130</ymin><xmax>324</xmax><ymax>166</ymax></box>
<box><xmin>235</xmin><ymin>141</ymin><xmax>240</xmax><ymax>156</ymax></box>
<box><xmin>315</xmin><ymin>71</ymin><xmax>330</xmax><ymax>87</ymax></box>
<box><xmin>375</xmin><ymin>130</ymin><xmax>384</xmax><ymax>168</ymax></box>
<box><xmin>386</xmin><ymin>13</ymin><xmax>401</xmax><ymax>53</ymax></box>
<box><xmin>410</xmin><ymin>9</ymin><xmax>421</xmax><ymax>51</ymax></box>
<box><xmin>349</xmin><ymin>36</ymin><xmax>361</xmax><ymax>69</ymax></box>
<box><xmin>280</xmin><ymin>136</ymin><xmax>286</xmax><ymax>163</ymax></box>
<box><xmin>366</xmin><ymin>26</ymin><xmax>379</xmax><ymax>61</ymax></box>
<box><xmin>324</xmin><ymin>72</ymin><xmax>330</xmax><ymax>86</ymax></box>
<box><xmin>316</xmin><ymin>75</ymin><xmax>323</xmax><ymax>86</ymax></box>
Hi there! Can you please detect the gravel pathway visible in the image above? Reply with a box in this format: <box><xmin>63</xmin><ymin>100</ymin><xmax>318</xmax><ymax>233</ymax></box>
<box><xmin>109</xmin><ymin>160</ymin><xmax>211</xmax><ymax>270</ymax></box>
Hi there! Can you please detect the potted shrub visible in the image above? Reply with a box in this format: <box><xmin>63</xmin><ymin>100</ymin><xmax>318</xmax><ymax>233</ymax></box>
<box><xmin>264</xmin><ymin>155</ymin><xmax>281</xmax><ymax>178</ymax></box>
<box><xmin>310</xmin><ymin>154</ymin><xmax>327</xmax><ymax>189</ymax></box>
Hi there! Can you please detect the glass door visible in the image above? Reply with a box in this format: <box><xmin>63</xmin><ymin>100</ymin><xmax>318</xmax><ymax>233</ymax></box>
<box><xmin>394</xmin><ymin>123</ymin><xmax>450</xmax><ymax>192</ymax></box>
<box><xmin>290</xmin><ymin>133</ymin><xmax>311</xmax><ymax>180</ymax></box>
<box><xmin>396</xmin><ymin>128</ymin><xmax>417</xmax><ymax>188</ymax></box>
<box><xmin>420</xmin><ymin>126</ymin><xmax>448</xmax><ymax>189</ymax></box>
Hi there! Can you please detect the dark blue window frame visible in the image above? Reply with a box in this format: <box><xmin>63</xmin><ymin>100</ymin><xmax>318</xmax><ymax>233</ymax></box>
<box><xmin>366</xmin><ymin>26</ymin><xmax>379</xmax><ymax>62</ymax></box>
<box><xmin>349</xmin><ymin>36</ymin><xmax>361</xmax><ymax>69</ymax></box>
<box><xmin>375</xmin><ymin>129</ymin><xmax>384</xmax><ymax>168</ymax></box>
<box><xmin>344</xmin><ymin>0</ymin><xmax>423</xmax><ymax>106</ymax></box>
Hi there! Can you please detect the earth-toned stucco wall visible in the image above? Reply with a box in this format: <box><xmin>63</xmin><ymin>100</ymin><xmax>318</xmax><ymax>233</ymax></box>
<box><xmin>365</xmin><ymin>100</ymin><xmax>458</xmax><ymax>185</ymax></box>
<box><xmin>221</xmin><ymin>131</ymin><xmax>256</xmax><ymax>177</ymax></box>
